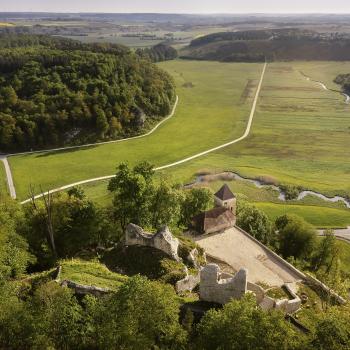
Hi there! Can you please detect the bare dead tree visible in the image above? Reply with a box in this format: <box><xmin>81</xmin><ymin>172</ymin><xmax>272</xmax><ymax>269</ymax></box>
<box><xmin>40</xmin><ymin>186</ymin><xmax>57</xmax><ymax>258</ymax></box>
<box><xmin>29</xmin><ymin>184</ymin><xmax>38</xmax><ymax>210</ymax></box>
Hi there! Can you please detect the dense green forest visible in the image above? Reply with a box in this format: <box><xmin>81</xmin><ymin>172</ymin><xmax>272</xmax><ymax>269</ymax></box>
<box><xmin>334</xmin><ymin>73</ymin><xmax>350</xmax><ymax>94</ymax></box>
<box><xmin>1</xmin><ymin>162</ymin><xmax>350</xmax><ymax>349</ymax></box>
<box><xmin>181</xmin><ymin>29</ymin><xmax>350</xmax><ymax>62</ymax></box>
<box><xmin>0</xmin><ymin>34</ymin><xmax>175</xmax><ymax>152</ymax></box>
<box><xmin>136</xmin><ymin>43</ymin><xmax>178</xmax><ymax>62</ymax></box>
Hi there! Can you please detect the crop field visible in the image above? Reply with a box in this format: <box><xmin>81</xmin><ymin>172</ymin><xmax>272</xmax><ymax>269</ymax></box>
<box><xmin>9</xmin><ymin>60</ymin><xmax>260</xmax><ymax>199</ymax></box>
<box><xmin>169</xmin><ymin>62</ymin><xmax>350</xmax><ymax>198</ymax></box>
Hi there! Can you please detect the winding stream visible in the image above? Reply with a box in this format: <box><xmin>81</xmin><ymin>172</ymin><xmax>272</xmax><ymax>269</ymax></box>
<box><xmin>301</xmin><ymin>73</ymin><xmax>350</xmax><ymax>104</ymax></box>
<box><xmin>191</xmin><ymin>171</ymin><xmax>350</xmax><ymax>209</ymax></box>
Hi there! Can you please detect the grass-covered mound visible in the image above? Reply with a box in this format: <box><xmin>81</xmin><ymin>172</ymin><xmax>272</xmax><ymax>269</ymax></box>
<box><xmin>59</xmin><ymin>259</ymin><xmax>127</xmax><ymax>290</ymax></box>
<box><xmin>20</xmin><ymin>259</ymin><xmax>128</xmax><ymax>291</ymax></box>
<box><xmin>0</xmin><ymin>34</ymin><xmax>175</xmax><ymax>152</ymax></box>
<box><xmin>103</xmin><ymin>245</ymin><xmax>187</xmax><ymax>285</ymax></box>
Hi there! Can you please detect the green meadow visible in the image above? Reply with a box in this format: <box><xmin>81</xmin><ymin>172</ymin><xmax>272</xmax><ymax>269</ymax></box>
<box><xmin>5</xmin><ymin>60</ymin><xmax>350</xmax><ymax>228</ymax></box>
<box><xmin>171</xmin><ymin>62</ymin><xmax>350</xmax><ymax>197</ymax></box>
<box><xmin>80</xmin><ymin>176</ymin><xmax>350</xmax><ymax>228</ymax></box>
<box><xmin>9</xmin><ymin>61</ymin><xmax>261</xmax><ymax>199</ymax></box>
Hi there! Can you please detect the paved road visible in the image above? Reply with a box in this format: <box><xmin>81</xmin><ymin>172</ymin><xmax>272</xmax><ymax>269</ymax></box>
<box><xmin>20</xmin><ymin>62</ymin><xmax>267</xmax><ymax>204</ymax></box>
<box><xmin>318</xmin><ymin>227</ymin><xmax>350</xmax><ymax>243</ymax></box>
<box><xmin>0</xmin><ymin>155</ymin><xmax>16</xmax><ymax>199</ymax></box>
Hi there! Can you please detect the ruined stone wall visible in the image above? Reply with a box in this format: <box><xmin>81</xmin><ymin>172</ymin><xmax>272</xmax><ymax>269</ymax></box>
<box><xmin>125</xmin><ymin>223</ymin><xmax>180</xmax><ymax>261</ymax></box>
<box><xmin>200</xmin><ymin>264</ymin><xmax>247</xmax><ymax>304</ymax></box>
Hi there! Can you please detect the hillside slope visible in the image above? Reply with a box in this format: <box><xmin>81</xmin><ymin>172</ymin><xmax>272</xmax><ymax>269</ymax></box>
<box><xmin>181</xmin><ymin>29</ymin><xmax>350</xmax><ymax>62</ymax></box>
<box><xmin>0</xmin><ymin>35</ymin><xmax>175</xmax><ymax>152</ymax></box>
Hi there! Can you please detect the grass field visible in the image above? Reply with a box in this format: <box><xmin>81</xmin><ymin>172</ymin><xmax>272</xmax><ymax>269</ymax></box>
<box><xmin>161</xmin><ymin>62</ymin><xmax>350</xmax><ymax>198</ymax></box>
<box><xmin>9</xmin><ymin>60</ymin><xmax>261</xmax><ymax>199</ymax></box>
<box><xmin>79</xmin><ymin>176</ymin><xmax>350</xmax><ymax>228</ymax></box>
<box><xmin>255</xmin><ymin>202</ymin><xmax>350</xmax><ymax>228</ymax></box>
<box><xmin>60</xmin><ymin>259</ymin><xmax>127</xmax><ymax>290</ymax></box>
<box><xmin>6</xmin><ymin>60</ymin><xmax>350</xmax><ymax>227</ymax></box>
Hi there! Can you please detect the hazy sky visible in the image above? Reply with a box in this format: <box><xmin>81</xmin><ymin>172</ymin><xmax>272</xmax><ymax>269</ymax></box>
<box><xmin>1</xmin><ymin>0</ymin><xmax>350</xmax><ymax>14</ymax></box>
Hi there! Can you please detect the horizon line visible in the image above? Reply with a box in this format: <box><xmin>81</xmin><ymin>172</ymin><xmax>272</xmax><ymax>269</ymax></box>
<box><xmin>2</xmin><ymin>11</ymin><xmax>350</xmax><ymax>15</ymax></box>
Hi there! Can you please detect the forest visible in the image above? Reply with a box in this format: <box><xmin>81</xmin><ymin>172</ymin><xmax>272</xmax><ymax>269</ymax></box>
<box><xmin>0</xmin><ymin>34</ymin><xmax>176</xmax><ymax>151</ymax></box>
<box><xmin>182</xmin><ymin>29</ymin><xmax>350</xmax><ymax>62</ymax></box>
<box><xmin>1</xmin><ymin>162</ymin><xmax>350</xmax><ymax>349</ymax></box>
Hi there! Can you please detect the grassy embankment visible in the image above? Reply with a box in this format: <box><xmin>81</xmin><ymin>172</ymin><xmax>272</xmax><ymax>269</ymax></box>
<box><xmin>59</xmin><ymin>259</ymin><xmax>127</xmax><ymax>290</ymax></box>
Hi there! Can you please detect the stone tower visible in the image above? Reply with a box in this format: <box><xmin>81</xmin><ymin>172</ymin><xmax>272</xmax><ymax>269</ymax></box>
<box><xmin>214</xmin><ymin>184</ymin><xmax>236</xmax><ymax>215</ymax></box>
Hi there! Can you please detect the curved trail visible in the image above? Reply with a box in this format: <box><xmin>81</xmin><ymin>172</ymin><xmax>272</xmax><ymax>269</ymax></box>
<box><xmin>2</xmin><ymin>96</ymin><xmax>177</xmax><ymax>200</ymax></box>
<box><xmin>20</xmin><ymin>62</ymin><xmax>267</xmax><ymax>204</ymax></box>
<box><xmin>8</xmin><ymin>96</ymin><xmax>179</xmax><ymax>158</ymax></box>
<box><xmin>0</xmin><ymin>155</ymin><xmax>16</xmax><ymax>199</ymax></box>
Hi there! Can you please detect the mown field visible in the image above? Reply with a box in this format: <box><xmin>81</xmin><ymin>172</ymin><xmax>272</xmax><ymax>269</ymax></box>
<box><xmin>166</xmin><ymin>62</ymin><xmax>350</xmax><ymax>198</ymax></box>
<box><xmin>9</xmin><ymin>60</ymin><xmax>261</xmax><ymax>199</ymax></box>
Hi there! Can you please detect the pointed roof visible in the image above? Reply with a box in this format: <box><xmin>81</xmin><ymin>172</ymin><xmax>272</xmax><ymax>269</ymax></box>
<box><xmin>214</xmin><ymin>184</ymin><xmax>235</xmax><ymax>201</ymax></box>
<box><xmin>191</xmin><ymin>207</ymin><xmax>235</xmax><ymax>233</ymax></box>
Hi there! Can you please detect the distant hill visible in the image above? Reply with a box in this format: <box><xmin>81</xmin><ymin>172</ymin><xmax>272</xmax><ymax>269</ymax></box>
<box><xmin>0</xmin><ymin>34</ymin><xmax>175</xmax><ymax>152</ymax></box>
<box><xmin>181</xmin><ymin>29</ymin><xmax>350</xmax><ymax>62</ymax></box>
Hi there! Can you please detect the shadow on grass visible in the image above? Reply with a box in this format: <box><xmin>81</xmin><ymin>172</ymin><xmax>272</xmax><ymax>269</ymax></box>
<box><xmin>36</xmin><ymin>145</ymin><xmax>98</xmax><ymax>158</ymax></box>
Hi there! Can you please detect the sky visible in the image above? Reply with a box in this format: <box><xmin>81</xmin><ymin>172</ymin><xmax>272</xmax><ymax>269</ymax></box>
<box><xmin>1</xmin><ymin>0</ymin><xmax>350</xmax><ymax>14</ymax></box>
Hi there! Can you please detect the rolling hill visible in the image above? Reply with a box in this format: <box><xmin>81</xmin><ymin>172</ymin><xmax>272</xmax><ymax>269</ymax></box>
<box><xmin>181</xmin><ymin>29</ymin><xmax>350</xmax><ymax>62</ymax></box>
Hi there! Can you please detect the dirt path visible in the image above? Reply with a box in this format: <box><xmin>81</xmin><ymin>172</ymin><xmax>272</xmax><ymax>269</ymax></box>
<box><xmin>20</xmin><ymin>63</ymin><xmax>267</xmax><ymax>204</ymax></box>
<box><xmin>195</xmin><ymin>227</ymin><xmax>303</xmax><ymax>287</ymax></box>
<box><xmin>318</xmin><ymin>227</ymin><xmax>350</xmax><ymax>243</ymax></box>
<box><xmin>0</xmin><ymin>155</ymin><xmax>16</xmax><ymax>199</ymax></box>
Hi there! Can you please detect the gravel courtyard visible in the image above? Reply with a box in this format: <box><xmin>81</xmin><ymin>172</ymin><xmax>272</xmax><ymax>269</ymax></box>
<box><xmin>195</xmin><ymin>227</ymin><xmax>303</xmax><ymax>287</ymax></box>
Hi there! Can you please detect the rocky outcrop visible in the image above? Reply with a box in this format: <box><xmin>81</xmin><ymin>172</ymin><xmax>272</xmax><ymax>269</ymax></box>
<box><xmin>125</xmin><ymin>223</ymin><xmax>180</xmax><ymax>261</ymax></box>
<box><xmin>200</xmin><ymin>264</ymin><xmax>247</xmax><ymax>304</ymax></box>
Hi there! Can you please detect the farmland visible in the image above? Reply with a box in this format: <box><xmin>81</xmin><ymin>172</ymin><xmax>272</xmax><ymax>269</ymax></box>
<box><xmin>9</xmin><ymin>60</ymin><xmax>260</xmax><ymax>199</ymax></box>
<box><xmin>5</xmin><ymin>60</ymin><xmax>350</xmax><ymax>228</ymax></box>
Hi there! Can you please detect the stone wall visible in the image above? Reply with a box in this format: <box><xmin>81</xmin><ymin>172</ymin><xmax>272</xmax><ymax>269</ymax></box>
<box><xmin>305</xmin><ymin>273</ymin><xmax>347</xmax><ymax>305</ymax></box>
<box><xmin>200</xmin><ymin>264</ymin><xmax>302</xmax><ymax>313</ymax></box>
<box><xmin>61</xmin><ymin>280</ymin><xmax>110</xmax><ymax>296</ymax></box>
<box><xmin>200</xmin><ymin>264</ymin><xmax>247</xmax><ymax>304</ymax></box>
<box><xmin>125</xmin><ymin>223</ymin><xmax>180</xmax><ymax>261</ymax></box>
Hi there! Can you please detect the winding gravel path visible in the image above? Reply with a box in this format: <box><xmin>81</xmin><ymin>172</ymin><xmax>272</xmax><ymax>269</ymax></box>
<box><xmin>20</xmin><ymin>63</ymin><xmax>267</xmax><ymax>204</ymax></box>
<box><xmin>0</xmin><ymin>154</ymin><xmax>16</xmax><ymax>199</ymax></box>
<box><xmin>8</xmin><ymin>96</ymin><xmax>179</xmax><ymax>157</ymax></box>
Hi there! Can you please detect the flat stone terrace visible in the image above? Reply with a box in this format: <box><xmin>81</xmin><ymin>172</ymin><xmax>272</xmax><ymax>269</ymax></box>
<box><xmin>195</xmin><ymin>227</ymin><xmax>303</xmax><ymax>287</ymax></box>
